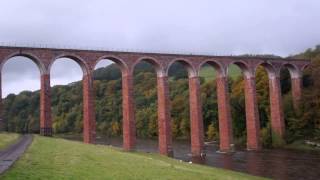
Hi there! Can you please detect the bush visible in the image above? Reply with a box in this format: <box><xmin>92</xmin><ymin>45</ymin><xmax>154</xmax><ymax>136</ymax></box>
<box><xmin>206</xmin><ymin>122</ymin><xmax>219</xmax><ymax>141</ymax></box>
<box><xmin>272</xmin><ymin>130</ymin><xmax>286</xmax><ymax>147</ymax></box>
<box><xmin>260</xmin><ymin>124</ymin><xmax>272</xmax><ymax>148</ymax></box>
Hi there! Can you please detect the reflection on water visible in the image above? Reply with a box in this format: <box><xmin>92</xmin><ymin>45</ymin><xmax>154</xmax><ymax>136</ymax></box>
<box><xmin>60</xmin><ymin>134</ymin><xmax>320</xmax><ymax>180</ymax></box>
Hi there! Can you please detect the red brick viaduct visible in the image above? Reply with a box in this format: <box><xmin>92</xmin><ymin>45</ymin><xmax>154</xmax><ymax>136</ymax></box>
<box><xmin>0</xmin><ymin>46</ymin><xmax>309</xmax><ymax>157</ymax></box>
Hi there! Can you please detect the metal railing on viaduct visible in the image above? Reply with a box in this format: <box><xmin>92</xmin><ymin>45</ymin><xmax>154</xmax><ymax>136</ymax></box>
<box><xmin>0</xmin><ymin>46</ymin><xmax>310</xmax><ymax>157</ymax></box>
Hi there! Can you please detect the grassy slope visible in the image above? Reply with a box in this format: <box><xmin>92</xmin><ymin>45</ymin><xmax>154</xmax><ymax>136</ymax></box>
<box><xmin>0</xmin><ymin>132</ymin><xmax>20</xmax><ymax>150</ymax></box>
<box><xmin>2</xmin><ymin>136</ymin><xmax>266</xmax><ymax>180</ymax></box>
<box><xmin>199</xmin><ymin>65</ymin><xmax>241</xmax><ymax>82</ymax></box>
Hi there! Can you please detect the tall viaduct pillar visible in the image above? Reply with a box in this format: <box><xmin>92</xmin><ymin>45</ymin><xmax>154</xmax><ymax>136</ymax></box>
<box><xmin>122</xmin><ymin>70</ymin><xmax>136</xmax><ymax>151</ymax></box>
<box><xmin>157</xmin><ymin>75</ymin><xmax>173</xmax><ymax>156</ymax></box>
<box><xmin>83</xmin><ymin>71</ymin><xmax>96</xmax><ymax>143</ymax></box>
<box><xmin>216</xmin><ymin>75</ymin><xmax>234</xmax><ymax>152</ymax></box>
<box><xmin>269</xmin><ymin>75</ymin><xmax>285</xmax><ymax>138</ymax></box>
<box><xmin>40</xmin><ymin>73</ymin><xmax>52</xmax><ymax>136</ymax></box>
<box><xmin>244</xmin><ymin>75</ymin><xmax>261</xmax><ymax>150</ymax></box>
<box><xmin>189</xmin><ymin>76</ymin><xmax>204</xmax><ymax>157</ymax></box>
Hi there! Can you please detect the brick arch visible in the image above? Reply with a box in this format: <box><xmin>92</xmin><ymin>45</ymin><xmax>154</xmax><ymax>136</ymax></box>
<box><xmin>281</xmin><ymin>63</ymin><xmax>301</xmax><ymax>78</ymax></box>
<box><xmin>301</xmin><ymin>63</ymin><xmax>311</xmax><ymax>71</ymax></box>
<box><xmin>132</xmin><ymin>56</ymin><xmax>164</xmax><ymax>77</ymax></box>
<box><xmin>198</xmin><ymin>59</ymin><xmax>225</xmax><ymax>77</ymax></box>
<box><xmin>49</xmin><ymin>54</ymin><xmax>89</xmax><ymax>75</ymax></box>
<box><xmin>280</xmin><ymin>62</ymin><xmax>303</xmax><ymax>111</ymax></box>
<box><xmin>228</xmin><ymin>60</ymin><xmax>252</xmax><ymax>78</ymax></box>
<box><xmin>254</xmin><ymin>62</ymin><xmax>277</xmax><ymax>78</ymax></box>
<box><xmin>94</xmin><ymin>55</ymin><xmax>128</xmax><ymax>73</ymax></box>
<box><xmin>0</xmin><ymin>52</ymin><xmax>46</xmax><ymax>75</ymax></box>
<box><xmin>166</xmin><ymin>58</ymin><xmax>197</xmax><ymax>77</ymax></box>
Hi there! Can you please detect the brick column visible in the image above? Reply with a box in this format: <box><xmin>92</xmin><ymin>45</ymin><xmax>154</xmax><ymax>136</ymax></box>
<box><xmin>122</xmin><ymin>71</ymin><xmax>136</xmax><ymax>151</ymax></box>
<box><xmin>269</xmin><ymin>76</ymin><xmax>285</xmax><ymax>137</ymax></box>
<box><xmin>216</xmin><ymin>76</ymin><xmax>233</xmax><ymax>152</ymax></box>
<box><xmin>157</xmin><ymin>75</ymin><xmax>173</xmax><ymax>156</ymax></box>
<box><xmin>40</xmin><ymin>73</ymin><xmax>52</xmax><ymax>136</ymax></box>
<box><xmin>291</xmin><ymin>76</ymin><xmax>302</xmax><ymax>110</ymax></box>
<box><xmin>189</xmin><ymin>76</ymin><xmax>204</xmax><ymax>157</ymax></box>
<box><xmin>83</xmin><ymin>72</ymin><xmax>96</xmax><ymax>144</ymax></box>
<box><xmin>244</xmin><ymin>76</ymin><xmax>261</xmax><ymax>150</ymax></box>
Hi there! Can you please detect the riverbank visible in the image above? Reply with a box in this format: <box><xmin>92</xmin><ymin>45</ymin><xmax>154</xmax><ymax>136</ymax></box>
<box><xmin>54</xmin><ymin>133</ymin><xmax>320</xmax><ymax>179</ymax></box>
<box><xmin>284</xmin><ymin>140</ymin><xmax>320</xmax><ymax>152</ymax></box>
<box><xmin>1</xmin><ymin>135</ymin><xmax>265</xmax><ymax>180</ymax></box>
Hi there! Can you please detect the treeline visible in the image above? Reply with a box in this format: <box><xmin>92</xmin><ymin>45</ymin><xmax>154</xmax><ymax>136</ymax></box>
<box><xmin>3</xmin><ymin>46</ymin><xmax>320</xmax><ymax>146</ymax></box>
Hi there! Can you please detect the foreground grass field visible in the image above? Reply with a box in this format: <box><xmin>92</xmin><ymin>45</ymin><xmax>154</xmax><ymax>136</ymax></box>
<box><xmin>1</xmin><ymin>136</ymin><xmax>266</xmax><ymax>180</ymax></box>
<box><xmin>0</xmin><ymin>132</ymin><xmax>20</xmax><ymax>150</ymax></box>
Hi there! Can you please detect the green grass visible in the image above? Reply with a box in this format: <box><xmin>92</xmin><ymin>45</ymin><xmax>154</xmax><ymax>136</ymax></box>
<box><xmin>0</xmin><ymin>132</ymin><xmax>20</xmax><ymax>150</ymax></box>
<box><xmin>199</xmin><ymin>65</ymin><xmax>241</xmax><ymax>82</ymax></box>
<box><xmin>2</xmin><ymin>136</ymin><xmax>266</xmax><ymax>180</ymax></box>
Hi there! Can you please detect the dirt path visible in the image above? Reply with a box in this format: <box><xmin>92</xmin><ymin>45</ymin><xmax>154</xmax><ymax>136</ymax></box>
<box><xmin>0</xmin><ymin>134</ymin><xmax>32</xmax><ymax>174</ymax></box>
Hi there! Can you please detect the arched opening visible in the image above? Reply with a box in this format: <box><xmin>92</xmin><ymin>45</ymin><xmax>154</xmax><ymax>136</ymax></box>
<box><xmin>132</xmin><ymin>59</ymin><xmax>159</xmax><ymax>152</ymax></box>
<box><xmin>167</xmin><ymin>60</ymin><xmax>195</xmax><ymax>157</ymax></box>
<box><xmin>50</xmin><ymin>57</ymin><xmax>85</xmax><ymax>141</ymax></box>
<box><xmin>296</xmin><ymin>62</ymin><xmax>320</xmax><ymax>145</ymax></box>
<box><xmin>2</xmin><ymin>56</ymin><xmax>42</xmax><ymax>133</ymax></box>
<box><xmin>228</xmin><ymin>62</ymin><xmax>247</xmax><ymax>148</ymax></box>
<box><xmin>199</xmin><ymin>64</ymin><xmax>217</xmax><ymax>142</ymax></box>
<box><xmin>198</xmin><ymin>61</ymin><xmax>222</xmax><ymax>152</ymax></box>
<box><xmin>254</xmin><ymin>64</ymin><xmax>272</xmax><ymax>147</ymax></box>
<box><xmin>280</xmin><ymin>64</ymin><xmax>301</xmax><ymax>144</ymax></box>
<box><xmin>93</xmin><ymin>58</ymin><xmax>123</xmax><ymax>147</ymax></box>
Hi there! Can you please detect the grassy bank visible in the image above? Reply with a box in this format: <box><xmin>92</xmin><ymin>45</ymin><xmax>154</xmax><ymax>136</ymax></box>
<box><xmin>284</xmin><ymin>140</ymin><xmax>320</xmax><ymax>152</ymax></box>
<box><xmin>0</xmin><ymin>132</ymin><xmax>20</xmax><ymax>150</ymax></box>
<box><xmin>2</xmin><ymin>136</ymin><xmax>266</xmax><ymax>180</ymax></box>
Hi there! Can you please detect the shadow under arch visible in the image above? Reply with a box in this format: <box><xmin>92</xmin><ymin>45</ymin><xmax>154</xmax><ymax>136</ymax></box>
<box><xmin>1</xmin><ymin>52</ymin><xmax>46</xmax><ymax>75</ymax></box>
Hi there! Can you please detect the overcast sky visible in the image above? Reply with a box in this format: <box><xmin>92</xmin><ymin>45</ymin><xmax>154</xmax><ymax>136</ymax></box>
<box><xmin>0</xmin><ymin>0</ymin><xmax>319</xmax><ymax>97</ymax></box>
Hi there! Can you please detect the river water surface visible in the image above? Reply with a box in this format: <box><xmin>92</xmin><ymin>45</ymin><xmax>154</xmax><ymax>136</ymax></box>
<box><xmin>60</xmin><ymin>135</ymin><xmax>320</xmax><ymax>180</ymax></box>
